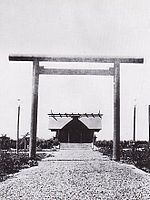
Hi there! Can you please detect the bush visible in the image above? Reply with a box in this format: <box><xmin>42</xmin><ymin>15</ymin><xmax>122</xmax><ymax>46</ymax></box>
<box><xmin>36</xmin><ymin>137</ymin><xmax>60</xmax><ymax>149</ymax></box>
<box><xmin>95</xmin><ymin>140</ymin><xmax>150</xmax><ymax>172</ymax></box>
<box><xmin>0</xmin><ymin>152</ymin><xmax>49</xmax><ymax>182</ymax></box>
<box><xmin>95</xmin><ymin>140</ymin><xmax>113</xmax><ymax>158</ymax></box>
<box><xmin>0</xmin><ymin>152</ymin><xmax>29</xmax><ymax>176</ymax></box>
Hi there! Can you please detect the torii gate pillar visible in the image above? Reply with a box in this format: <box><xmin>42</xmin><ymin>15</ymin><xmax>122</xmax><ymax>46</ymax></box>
<box><xmin>113</xmin><ymin>62</ymin><xmax>120</xmax><ymax>161</ymax></box>
<box><xmin>29</xmin><ymin>60</ymin><xmax>39</xmax><ymax>159</ymax></box>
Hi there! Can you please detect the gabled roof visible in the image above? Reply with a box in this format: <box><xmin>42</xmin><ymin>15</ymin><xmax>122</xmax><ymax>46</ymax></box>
<box><xmin>48</xmin><ymin>117</ymin><xmax>102</xmax><ymax>130</ymax></box>
<box><xmin>49</xmin><ymin>117</ymin><xmax>72</xmax><ymax>130</ymax></box>
<box><xmin>80</xmin><ymin>117</ymin><xmax>102</xmax><ymax>130</ymax></box>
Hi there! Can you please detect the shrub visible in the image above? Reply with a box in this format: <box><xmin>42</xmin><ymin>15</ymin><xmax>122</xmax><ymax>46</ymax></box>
<box><xmin>0</xmin><ymin>152</ymin><xmax>29</xmax><ymax>176</ymax></box>
<box><xmin>0</xmin><ymin>152</ymin><xmax>49</xmax><ymax>182</ymax></box>
<box><xmin>95</xmin><ymin>140</ymin><xmax>150</xmax><ymax>172</ymax></box>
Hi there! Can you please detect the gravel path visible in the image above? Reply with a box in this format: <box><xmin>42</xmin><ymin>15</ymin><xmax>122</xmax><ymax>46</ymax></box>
<box><xmin>0</xmin><ymin>147</ymin><xmax>150</xmax><ymax>199</ymax></box>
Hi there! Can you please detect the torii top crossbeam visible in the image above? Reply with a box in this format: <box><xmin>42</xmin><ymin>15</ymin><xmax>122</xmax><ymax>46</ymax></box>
<box><xmin>9</xmin><ymin>54</ymin><xmax>143</xmax><ymax>63</ymax></box>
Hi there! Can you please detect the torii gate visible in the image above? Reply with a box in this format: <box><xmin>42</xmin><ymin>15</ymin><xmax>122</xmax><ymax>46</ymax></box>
<box><xmin>9</xmin><ymin>55</ymin><xmax>144</xmax><ymax>161</ymax></box>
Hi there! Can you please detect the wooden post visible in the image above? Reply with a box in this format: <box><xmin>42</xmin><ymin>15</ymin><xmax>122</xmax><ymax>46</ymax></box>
<box><xmin>80</xmin><ymin>132</ymin><xmax>82</xmax><ymax>143</ymax></box>
<box><xmin>113</xmin><ymin>62</ymin><xmax>120</xmax><ymax>161</ymax></box>
<box><xmin>16</xmin><ymin>100</ymin><xmax>20</xmax><ymax>154</ymax></box>
<box><xmin>68</xmin><ymin>132</ymin><xmax>70</xmax><ymax>143</ymax></box>
<box><xmin>29</xmin><ymin>60</ymin><xmax>39</xmax><ymax>159</ymax></box>
<box><xmin>148</xmin><ymin>105</ymin><xmax>150</xmax><ymax>144</ymax></box>
<box><xmin>133</xmin><ymin>105</ymin><xmax>136</xmax><ymax>142</ymax></box>
<box><xmin>24</xmin><ymin>138</ymin><xmax>27</xmax><ymax>151</ymax></box>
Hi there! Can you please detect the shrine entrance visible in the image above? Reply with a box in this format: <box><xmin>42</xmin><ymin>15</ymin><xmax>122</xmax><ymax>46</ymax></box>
<box><xmin>9</xmin><ymin>54</ymin><xmax>144</xmax><ymax>161</ymax></box>
<box><xmin>58</xmin><ymin>117</ymin><xmax>93</xmax><ymax>143</ymax></box>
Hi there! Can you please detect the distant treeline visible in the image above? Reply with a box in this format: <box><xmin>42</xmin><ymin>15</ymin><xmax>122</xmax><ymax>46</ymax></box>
<box><xmin>95</xmin><ymin>140</ymin><xmax>148</xmax><ymax>149</ymax></box>
<box><xmin>0</xmin><ymin>134</ymin><xmax>59</xmax><ymax>150</ymax></box>
<box><xmin>0</xmin><ymin>135</ymin><xmax>16</xmax><ymax>150</ymax></box>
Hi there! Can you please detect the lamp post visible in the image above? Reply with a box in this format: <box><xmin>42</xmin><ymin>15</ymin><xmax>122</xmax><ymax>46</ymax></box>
<box><xmin>16</xmin><ymin>99</ymin><xmax>20</xmax><ymax>154</ymax></box>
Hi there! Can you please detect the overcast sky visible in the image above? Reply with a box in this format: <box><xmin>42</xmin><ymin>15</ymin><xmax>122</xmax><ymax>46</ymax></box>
<box><xmin>0</xmin><ymin>0</ymin><xmax>150</xmax><ymax>140</ymax></box>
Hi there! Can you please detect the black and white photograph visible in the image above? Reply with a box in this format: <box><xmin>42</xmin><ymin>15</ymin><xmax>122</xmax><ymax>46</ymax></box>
<box><xmin>0</xmin><ymin>0</ymin><xmax>150</xmax><ymax>199</ymax></box>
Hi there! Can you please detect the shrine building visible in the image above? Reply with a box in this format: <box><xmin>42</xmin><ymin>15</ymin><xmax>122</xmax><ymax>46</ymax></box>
<box><xmin>48</xmin><ymin>113</ymin><xmax>103</xmax><ymax>143</ymax></box>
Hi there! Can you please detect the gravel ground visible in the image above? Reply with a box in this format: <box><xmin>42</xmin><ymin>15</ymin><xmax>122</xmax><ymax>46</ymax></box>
<box><xmin>0</xmin><ymin>146</ymin><xmax>150</xmax><ymax>200</ymax></box>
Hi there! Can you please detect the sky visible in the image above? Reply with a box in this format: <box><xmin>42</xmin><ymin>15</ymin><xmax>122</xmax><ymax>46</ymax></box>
<box><xmin>0</xmin><ymin>0</ymin><xmax>150</xmax><ymax>140</ymax></box>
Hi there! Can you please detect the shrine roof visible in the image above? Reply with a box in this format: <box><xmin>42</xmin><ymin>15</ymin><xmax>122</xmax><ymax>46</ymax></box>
<box><xmin>48</xmin><ymin>114</ymin><xmax>102</xmax><ymax>130</ymax></box>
